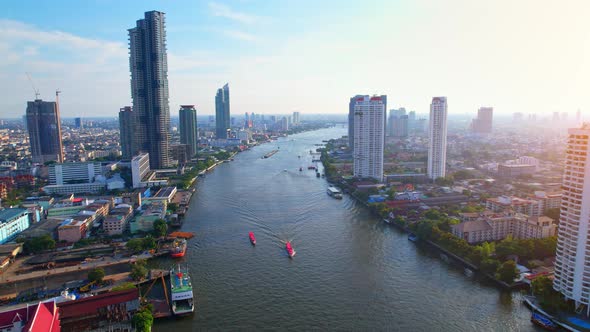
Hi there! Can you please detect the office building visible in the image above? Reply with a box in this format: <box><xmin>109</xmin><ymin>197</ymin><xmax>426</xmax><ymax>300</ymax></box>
<box><xmin>129</xmin><ymin>11</ymin><xmax>171</xmax><ymax>169</ymax></box>
<box><xmin>471</xmin><ymin>107</ymin><xmax>493</xmax><ymax>134</ymax></box>
<box><xmin>427</xmin><ymin>97</ymin><xmax>448</xmax><ymax>180</ymax></box>
<box><xmin>388</xmin><ymin>108</ymin><xmax>408</xmax><ymax>137</ymax></box>
<box><xmin>293</xmin><ymin>111</ymin><xmax>300</xmax><ymax>126</ymax></box>
<box><xmin>179</xmin><ymin>105</ymin><xmax>198</xmax><ymax>157</ymax></box>
<box><xmin>75</xmin><ymin>117</ymin><xmax>83</xmax><ymax>129</ymax></box>
<box><xmin>353</xmin><ymin>95</ymin><xmax>385</xmax><ymax>181</ymax></box>
<box><xmin>0</xmin><ymin>208</ymin><xmax>30</xmax><ymax>244</ymax></box>
<box><xmin>215</xmin><ymin>83</ymin><xmax>230</xmax><ymax>139</ymax></box>
<box><xmin>281</xmin><ymin>116</ymin><xmax>289</xmax><ymax>131</ymax></box>
<box><xmin>132</xmin><ymin>153</ymin><xmax>151</xmax><ymax>188</ymax></box>
<box><xmin>119</xmin><ymin>106</ymin><xmax>134</xmax><ymax>160</ymax></box>
<box><xmin>26</xmin><ymin>99</ymin><xmax>64</xmax><ymax>164</ymax></box>
<box><xmin>49</xmin><ymin>162</ymin><xmax>102</xmax><ymax>185</ymax></box>
<box><xmin>554</xmin><ymin>124</ymin><xmax>590</xmax><ymax>314</ymax></box>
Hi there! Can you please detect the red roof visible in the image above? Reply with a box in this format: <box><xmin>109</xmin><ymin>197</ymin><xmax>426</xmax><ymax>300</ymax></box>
<box><xmin>0</xmin><ymin>301</ymin><xmax>60</xmax><ymax>332</ymax></box>
<box><xmin>23</xmin><ymin>301</ymin><xmax>59</xmax><ymax>332</ymax></box>
<box><xmin>370</xmin><ymin>96</ymin><xmax>382</xmax><ymax>101</ymax></box>
<box><xmin>58</xmin><ymin>289</ymin><xmax>139</xmax><ymax>320</ymax></box>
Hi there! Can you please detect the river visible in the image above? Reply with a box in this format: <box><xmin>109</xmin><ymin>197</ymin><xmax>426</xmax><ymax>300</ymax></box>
<box><xmin>154</xmin><ymin>127</ymin><xmax>539</xmax><ymax>331</ymax></box>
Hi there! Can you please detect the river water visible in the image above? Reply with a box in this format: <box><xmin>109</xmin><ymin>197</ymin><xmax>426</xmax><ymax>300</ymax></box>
<box><xmin>154</xmin><ymin>127</ymin><xmax>538</xmax><ymax>331</ymax></box>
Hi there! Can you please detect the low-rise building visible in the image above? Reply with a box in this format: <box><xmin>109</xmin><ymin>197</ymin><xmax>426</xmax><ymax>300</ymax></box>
<box><xmin>57</xmin><ymin>288</ymin><xmax>139</xmax><ymax>332</ymax></box>
<box><xmin>129</xmin><ymin>200</ymin><xmax>166</xmax><ymax>234</ymax></box>
<box><xmin>451</xmin><ymin>211</ymin><xmax>557</xmax><ymax>244</ymax></box>
<box><xmin>486</xmin><ymin>195</ymin><xmax>540</xmax><ymax>216</ymax></box>
<box><xmin>42</xmin><ymin>182</ymin><xmax>106</xmax><ymax>195</ymax></box>
<box><xmin>0</xmin><ymin>300</ymin><xmax>61</xmax><ymax>331</ymax></box>
<box><xmin>103</xmin><ymin>205</ymin><xmax>133</xmax><ymax>235</ymax></box>
<box><xmin>0</xmin><ymin>208</ymin><xmax>30</xmax><ymax>244</ymax></box>
<box><xmin>497</xmin><ymin>164</ymin><xmax>536</xmax><ymax>178</ymax></box>
<box><xmin>57</xmin><ymin>219</ymin><xmax>87</xmax><ymax>243</ymax></box>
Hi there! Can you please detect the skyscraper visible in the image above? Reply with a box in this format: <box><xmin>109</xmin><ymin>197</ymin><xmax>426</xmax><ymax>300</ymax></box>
<box><xmin>427</xmin><ymin>97</ymin><xmax>448</xmax><ymax>180</ymax></box>
<box><xmin>119</xmin><ymin>106</ymin><xmax>135</xmax><ymax>160</ymax></box>
<box><xmin>292</xmin><ymin>111</ymin><xmax>300</xmax><ymax>126</ymax></box>
<box><xmin>471</xmin><ymin>107</ymin><xmax>493</xmax><ymax>134</ymax></box>
<box><xmin>553</xmin><ymin>124</ymin><xmax>590</xmax><ymax>315</ymax></box>
<box><xmin>353</xmin><ymin>95</ymin><xmax>385</xmax><ymax>181</ymax></box>
<box><xmin>26</xmin><ymin>99</ymin><xmax>64</xmax><ymax>164</ymax></box>
<box><xmin>388</xmin><ymin>108</ymin><xmax>408</xmax><ymax>137</ymax></box>
<box><xmin>349</xmin><ymin>94</ymin><xmax>386</xmax><ymax>149</ymax></box>
<box><xmin>75</xmin><ymin>117</ymin><xmax>83</xmax><ymax>129</ymax></box>
<box><xmin>129</xmin><ymin>10</ymin><xmax>171</xmax><ymax>169</ymax></box>
<box><xmin>179</xmin><ymin>105</ymin><xmax>198</xmax><ymax>158</ymax></box>
<box><xmin>215</xmin><ymin>83</ymin><xmax>230</xmax><ymax>139</ymax></box>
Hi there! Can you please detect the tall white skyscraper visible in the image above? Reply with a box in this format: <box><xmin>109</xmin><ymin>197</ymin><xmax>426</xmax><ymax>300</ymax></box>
<box><xmin>353</xmin><ymin>95</ymin><xmax>385</xmax><ymax>181</ymax></box>
<box><xmin>427</xmin><ymin>97</ymin><xmax>448</xmax><ymax>180</ymax></box>
<box><xmin>554</xmin><ymin>124</ymin><xmax>590</xmax><ymax>314</ymax></box>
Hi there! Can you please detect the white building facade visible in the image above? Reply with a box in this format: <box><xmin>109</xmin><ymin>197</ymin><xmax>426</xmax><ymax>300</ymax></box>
<box><xmin>554</xmin><ymin>125</ymin><xmax>590</xmax><ymax>314</ymax></box>
<box><xmin>427</xmin><ymin>97</ymin><xmax>448</xmax><ymax>180</ymax></box>
<box><xmin>353</xmin><ymin>95</ymin><xmax>385</xmax><ymax>181</ymax></box>
<box><xmin>132</xmin><ymin>153</ymin><xmax>151</xmax><ymax>188</ymax></box>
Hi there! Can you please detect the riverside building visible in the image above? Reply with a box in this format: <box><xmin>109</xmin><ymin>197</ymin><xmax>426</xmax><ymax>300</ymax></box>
<box><xmin>352</xmin><ymin>95</ymin><xmax>385</xmax><ymax>181</ymax></box>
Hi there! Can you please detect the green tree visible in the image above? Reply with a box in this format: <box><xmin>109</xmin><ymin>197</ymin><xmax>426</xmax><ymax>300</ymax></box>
<box><xmin>153</xmin><ymin>219</ymin><xmax>168</xmax><ymax>238</ymax></box>
<box><xmin>112</xmin><ymin>282</ymin><xmax>137</xmax><ymax>291</ymax></box>
<box><xmin>130</xmin><ymin>261</ymin><xmax>148</xmax><ymax>281</ymax></box>
<box><xmin>132</xmin><ymin>309</ymin><xmax>153</xmax><ymax>332</ymax></box>
<box><xmin>495</xmin><ymin>235</ymin><xmax>518</xmax><ymax>260</ymax></box>
<box><xmin>126</xmin><ymin>238</ymin><xmax>144</xmax><ymax>252</ymax></box>
<box><xmin>496</xmin><ymin>260</ymin><xmax>518</xmax><ymax>284</ymax></box>
<box><xmin>480</xmin><ymin>259</ymin><xmax>501</xmax><ymax>275</ymax></box>
<box><xmin>88</xmin><ymin>267</ymin><xmax>105</xmax><ymax>284</ymax></box>
<box><xmin>22</xmin><ymin>235</ymin><xmax>55</xmax><ymax>254</ymax></box>
<box><xmin>142</xmin><ymin>236</ymin><xmax>156</xmax><ymax>250</ymax></box>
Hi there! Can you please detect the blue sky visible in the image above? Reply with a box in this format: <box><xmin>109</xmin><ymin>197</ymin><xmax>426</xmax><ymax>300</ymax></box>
<box><xmin>1</xmin><ymin>0</ymin><xmax>590</xmax><ymax>118</ymax></box>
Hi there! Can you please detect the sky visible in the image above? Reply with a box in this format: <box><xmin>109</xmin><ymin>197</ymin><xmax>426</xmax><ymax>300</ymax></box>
<box><xmin>1</xmin><ymin>0</ymin><xmax>590</xmax><ymax>118</ymax></box>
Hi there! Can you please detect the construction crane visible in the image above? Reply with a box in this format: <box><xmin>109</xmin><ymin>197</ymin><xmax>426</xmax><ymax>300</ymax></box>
<box><xmin>25</xmin><ymin>72</ymin><xmax>40</xmax><ymax>100</ymax></box>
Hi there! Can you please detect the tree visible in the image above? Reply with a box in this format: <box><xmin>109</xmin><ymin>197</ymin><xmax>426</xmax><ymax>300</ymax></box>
<box><xmin>480</xmin><ymin>259</ymin><xmax>500</xmax><ymax>275</ymax></box>
<box><xmin>132</xmin><ymin>309</ymin><xmax>153</xmax><ymax>332</ymax></box>
<box><xmin>142</xmin><ymin>236</ymin><xmax>156</xmax><ymax>250</ymax></box>
<box><xmin>153</xmin><ymin>219</ymin><xmax>168</xmax><ymax>238</ymax></box>
<box><xmin>126</xmin><ymin>238</ymin><xmax>144</xmax><ymax>252</ymax></box>
<box><xmin>130</xmin><ymin>261</ymin><xmax>148</xmax><ymax>281</ymax></box>
<box><xmin>496</xmin><ymin>260</ymin><xmax>518</xmax><ymax>284</ymax></box>
<box><xmin>112</xmin><ymin>282</ymin><xmax>137</xmax><ymax>291</ymax></box>
<box><xmin>88</xmin><ymin>267</ymin><xmax>105</xmax><ymax>284</ymax></box>
<box><xmin>22</xmin><ymin>235</ymin><xmax>55</xmax><ymax>254</ymax></box>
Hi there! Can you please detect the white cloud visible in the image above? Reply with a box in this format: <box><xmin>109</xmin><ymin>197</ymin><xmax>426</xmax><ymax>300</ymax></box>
<box><xmin>208</xmin><ymin>2</ymin><xmax>259</xmax><ymax>25</ymax></box>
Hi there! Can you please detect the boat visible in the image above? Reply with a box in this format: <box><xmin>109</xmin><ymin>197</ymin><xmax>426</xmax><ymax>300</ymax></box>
<box><xmin>383</xmin><ymin>218</ymin><xmax>391</xmax><ymax>224</ymax></box>
<box><xmin>464</xmin><ymin>268</ymin><xmax>474</xmax><ymax>277</ymax></box>
<box><xmin>308</xmin><ymin>166</ymin><xmax>316</xmax><ymax>170</ymax></box>
<box><xmin>327</xmin><ymin>187</ymin><xmax>343</xmax><ymax>199</ymax></box>
<box><xmin>249</xmin><ymin>232</ymin><xmax>256</xmax><ymax>245</ymax></box>
<box><xmin>531</xmin><ymin>312</ymin><xmax>557</xmax><ymax>331</ymax></box>
<box><xmin>286</xmin><ymin>241</ymin><xmax>296</xmax><ymax>258</ymax></box>
<box><xmin>408</xmin><ymin>233</ymin><xmax>418</xmax><ymax>242</ymax></box>
<box><xmin>299</xmin><ymin>167</ymin><xmax>303</xmax><ymax>172</ymax></box>
<box><xmin>171</xmin><ymin>238</ymin><xmax>187</xmax><ymax>258</ymax></box>
<box><xmin>170</xmin><ymin>265</ymin><xmax>195</xmax><ymax>315</ymax></box>
<box><xmin>316</xmin><ymin>172</ymin><xmax>320</xmax><ymax>178</ymax></box>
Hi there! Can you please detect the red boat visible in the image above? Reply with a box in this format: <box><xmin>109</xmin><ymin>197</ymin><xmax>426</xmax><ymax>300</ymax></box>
<box><xmin>249</xmin><ymin>232</ymin><xmax>256</xmax><ymax>245</ymax></box>
<box><xmin>171</xmin><ymin>238</ymin><xmax>187</xmax><ymax>258</ymax></box>
<box><xmin>285</xmin><ymin>241</ymin><xmax>296</xmax><ymax>258</ymax></box>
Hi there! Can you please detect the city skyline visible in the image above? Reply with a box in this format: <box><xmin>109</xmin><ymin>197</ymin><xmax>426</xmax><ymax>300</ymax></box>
<box><xmin>2</xmin><ymin>0</ymin><xmax>590</xmax><ymax>118</ymax></box>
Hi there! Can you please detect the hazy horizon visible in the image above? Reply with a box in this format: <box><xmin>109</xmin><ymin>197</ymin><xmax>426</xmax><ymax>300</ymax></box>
<box><xmin>2</xmin><ymin>0</ymin><xmax>589</xmax><ymax>118</ymax></box>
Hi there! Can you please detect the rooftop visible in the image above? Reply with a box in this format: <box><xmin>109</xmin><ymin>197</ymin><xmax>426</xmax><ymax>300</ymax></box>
<box><xmin>0</xmin><ymin>208</ymin><xmax>27</xmax><ymax>223</ymax></box>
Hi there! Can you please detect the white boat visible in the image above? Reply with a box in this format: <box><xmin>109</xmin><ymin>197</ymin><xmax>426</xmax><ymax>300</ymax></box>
<box><xmin>327</xmin><ymin>187</ymin><xmax>343</xmax><ymax>199</ymax></box>
<box><xmin>170</xmin><ymin>265</ymin><xmax>195</xmax><ymax>315</ymax></box>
